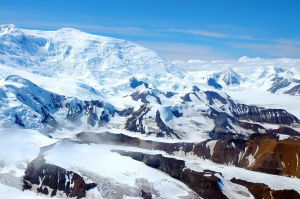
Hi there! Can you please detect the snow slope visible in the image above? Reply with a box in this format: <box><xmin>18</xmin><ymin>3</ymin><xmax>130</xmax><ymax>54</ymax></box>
<box><xmin>0</xmin><ymin>24</ymin><xmax>182</xmax><ymax>94</ymax></box>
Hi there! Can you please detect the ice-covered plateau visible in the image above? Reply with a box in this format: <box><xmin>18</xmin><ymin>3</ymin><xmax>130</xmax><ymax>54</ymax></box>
<box><xmin>1</xmin><ymin>24</ymin><xmax>300</xmax><ymax>199</ymax></box>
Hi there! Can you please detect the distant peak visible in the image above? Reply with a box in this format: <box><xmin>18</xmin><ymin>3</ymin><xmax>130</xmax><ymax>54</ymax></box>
<box><xmin>0</xmin><ymin>24</ymin><xmax>16</xmax><ymax>35</ymax></box>
<box><xmin>56</xmin><ymin>27</ymin><xmax>82</xmax><ymax>33</ymax></box>
<box><xmin>223</xmin><ymin>66</ymin><xmax>236</xmax><ymax>74</ymax></box>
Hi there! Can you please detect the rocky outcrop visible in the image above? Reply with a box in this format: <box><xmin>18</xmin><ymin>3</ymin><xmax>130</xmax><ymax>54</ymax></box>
<box><xmin>130</xmin><ymin>90</ymin><xmax>162</xmax><ymax>104</ymax></box>
<box><xmin>23</xmin><ymin>158</ymin><xmax>97</xmax><ymax>199</ymax></box>
<box><xmin>193</xmin><ymin>139</ymin><xmax>250</xmax><ymax>166</ymax></box>
<box><xmin>285</xmin><ymin>84</ymin><xmax>300</xmax><ymax>95</ymax></box>
<box><xmin>125</xmin><ymin>104</ymin><xmax>150</xmax><ymax>134</ymax></box>
<box><xmin>77</xmin><ymin>131</ymin><xmax>193</xmax><ymax>154</ymax></box>
<box><xmin>155</xmin><ymin>110</ymin><xmax>180</xmax><ymax>138</ymax></box>
<box><xmin>114</xmin><ymin>150</ymin><xmax>227</xmax><ymax>199</ymax></box>
<box><xmin>129</xmin><ymin>77</ymin><xmax>149</xmax><ymax>89</ymax></box>
<box><xmin>204</xmin><ymin>91</ymin><xmax>227</xmax><ymax>105</ymax></box>
<box><xmin>231</xmin><ymin>178</ymin><xmax>300</xmax><ymax>199</ymax></box>
<box><xmin>268</xmin><ymin>76</ymin><xmax>291</xmax><ymax>93</ymax></box>
<box><xmin>228</xmin><ymin>100</ymin><xmax>299</xmax><ymax>125</ymax></box>
<box><xmin>194</xmin><ymin>133</ymin><xmax>300</xmax><ymax>178</ymax></box>
<box><xmin>247</xmin><ymin>138</ymin><xmax>300</xmax><ymax>177</ymax></box>
<box><xmin>124</xmin><ymin>105</ymin><xmax>180</xmax><ymax>138</ymax></box>
<box><xmin>207</xmin><ymin>77</ymin><xmax>222</xmax><ymax>90</ymax></box>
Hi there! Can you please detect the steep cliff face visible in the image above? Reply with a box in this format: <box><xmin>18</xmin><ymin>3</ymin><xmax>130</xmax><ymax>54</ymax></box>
<box><xmin>193</xmin><ymin>131</ymin><xmax>300</xmax><ymax>178</ymax></box>
<box><xmin>228</xmin><ymin>100</ymin><xmax>298</xmax><ymax>125</ymax></box>
<box><xmin>114</xmin><ymin>150</ymin><xmax>227</xmax><ymax>199</ymax></box>
<box><xmin>23</xmin><ymin>158</ymin><xmax>97</xmax><ymax>198</ymax></box>
<box><xmin>231</xmin><ymin>178</ymin><xmax>300</xmax><ymax>199</ymax></box>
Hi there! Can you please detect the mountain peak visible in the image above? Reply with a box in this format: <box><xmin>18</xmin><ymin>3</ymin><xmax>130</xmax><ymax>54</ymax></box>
<box><xmin>219</xmin><ymin>67</ymin><xmax>241</xmax><ymax>86</ymax></box>
<box><xmin>0</xmin><ymin>24</ymin><xmax>17</xmax><ymax>35</ymax></box>
<box><xmin>0</xmin><ymin>25</ymin><xmax>182</xmax><ymax>91</ymax></box>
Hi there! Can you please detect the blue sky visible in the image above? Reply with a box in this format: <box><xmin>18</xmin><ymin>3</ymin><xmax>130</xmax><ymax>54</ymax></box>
<box><xmin>1</xmin><ymin>0</ymin><xmax>300</xmax><ymax>60</ymax></box>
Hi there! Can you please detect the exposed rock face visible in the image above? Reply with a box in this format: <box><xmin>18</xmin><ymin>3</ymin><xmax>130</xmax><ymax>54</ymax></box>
<box><xmin>228</xmin><ymin>100</ymin><xmax>298</xmax><ymax>125</ymax></box>
<box><xmin>204</xmin><ymin>91</ymin><xmax>227</xmax><ymax>105</ymax></box>
<box><xmin>130</xmin><ymin>90</ymin><xmax>162</xmax><ymax>104</ymax></box>
<box><xmin>231</xmin><ymin>178</ymin><xmax>300</xmax><ymax>199</ymax></box>
<box><xmin>193</xmin><ymin>139</ymin><xmax>250</xmax><ymax>166</ymax></box>
<box><xmin>268</xmin><ymin>76</ymin><xmax>291</xmax><ymax>93</ymax></box>
<box><xmin>155</xmin><ymin>110</ymin><xmax>180</xmax><ymax>138</ymax></box>
<box><xmin>2</xmin><ymin>75</ymin><xmax>115</xmax><ymax>129</ymax></box>
<box><xmin>141</xmin><ymin>190</ymin><xmax>152</xmax><ymax>199</ymax></box>
<box><xmin>114</xmin><ymin>150</ymin><xmax>227</xmax><ymax>199</ymax></box>
<box><xmin>194</xmin><ymin>133</ymin><xmax>300</xmax><ymax>178</ymax></box>
<box><xmin>207</xmin><ymin>77</ymin><xmax>222</xmax><ymax>90</ymax></box>
<box><xmin>247</xmin><ymin>138</ymin><xmax>300</xmax><ymax>177</ymax></box>
<box><xmin>124</xmin><ymin>104</ymin><xmax>180</xmax><ymax>138</ymax></box>
<box><xmin>285</xmin><ymin>84</ymin><xmax>300</xmax><ymax>95</ymax></box>
<box><xmin>77</xmin><ymin>131</ymin><xmax>193</xmax><ymax>154</ymax></box>
<box><xmin>125</xmin><ymin>104</ymin><xmax>150</xmax><ymax>134</ymax></box>
<box><xmin>77</xmin><ymin>130</ymin><xmax>300</xmax><ymax>178</ymax></box>
<box><xmin>66</xmin><ymin>100</ymin><xmax>114</xmax><ymax>126</ymax></box>
<box><xmin>129</xmin><ymin>77</ymin><xmax>149</xmax><ymax>89</ymax></box>
<box><xmin>23</xmin><ymin>158</ymin><xmax>97</xmax><ymax>199</ymax></box>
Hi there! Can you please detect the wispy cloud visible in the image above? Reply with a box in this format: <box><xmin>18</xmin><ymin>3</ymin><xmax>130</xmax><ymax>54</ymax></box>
<box><xmin>166</xmin><ymin>29</ymin><xmax>227</xmax><ymax>38</ymax></box>
<box><xmin>7</xmin><ymin>20</ymin><xmax>164</xmax><ymax>37</ymax></box>
<box><xmin>229</xmin><ymin>39</ymin><xmax>300</xmax><ymax>58</ymax></box>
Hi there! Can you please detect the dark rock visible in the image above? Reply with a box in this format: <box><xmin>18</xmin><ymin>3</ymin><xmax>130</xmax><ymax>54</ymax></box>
<box><xmin>23</xmin><ymin>158</ymin><xmax>97</xmax><ymax>199</ymax></box>
<box><xmin>181</xmin><ymin>93</ymin><xmax>192</xmax><ymax>102</ymax></box>
<box><xmin>164</xmin><ymin>91</ymin><xmax>175</xmax><ymax>98</ymax></box>
<box><xmin>207</xmin><ymin>78</ymin><xmax>222</xmax><ymax>90</ymax></box>
<box><xmin>14</xmin><ymin>114</ymin><xmax>25</xmax><ymax>127</ymax></box>
<box><xmin>204</xmin><ymin>91</ymin><xmax>227</xmax><ymax>105</ymax></box>
<box><xmin>130</xmin><ymin>77</ymin><xmax>149</xmax><ymax>89</ymax></box>
<box><xmin>131</xmin><ymin>90</ymin><xmax>162</xmax><ymax>104</ymax></box>
<box><xmin>141</xmin><ymin>190</ymin><xmax>152</xmax><ymax>199</ymax></box>
<box><xmin>77</xmin><ymin>131</ymin><xmax>193</xmax><ymax>154</ymax></box>
<box><xmin>285</xmin><ymin>84</ymin><xmax>300</xmax><ymax>95</ymax></box>
<box><xmin>125</xmin><ymin>104</ymin><xmax>150</xmax><ymax>134</ymax></box>
<box><xmin>171</xmin><ymin>109</ymin><xmax>183</xmax><ymax>117</ymax></box>
<box><xmin>155</xmin><ymin>111</ymin><xmax>180</xmax><ymax>139</ymax></box>
<box><xmin>117</xmin><ymin>107</ymin><xmax>134</xmax><ymax>116</ymax></box>
<box><xmin>268</xmin><ymin>77</ymin><xmax>291</xmax><ymax>93</ymax></box>
<box><xmin>228</xmin><ymin>100</ymin><xmax>299</xmax><ymax>125</ymax></box>
<box><xmin>114</xmin><ymin>151</ymin><xmax>227</xmax><ymax>199</ymax></box>
<box><xmin>192</xmin><ymin>86</ymin><xmax>200</xmax><ymax>92</ymax></box>
<box><xmin>231</xmin><ymin>178</ymin><xmax>300</xmax><ymax>199</ymax></box>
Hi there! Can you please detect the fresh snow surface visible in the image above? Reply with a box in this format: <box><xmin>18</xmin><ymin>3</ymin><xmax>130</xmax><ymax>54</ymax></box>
<box><xmin>0</xmin><ymin>183</ymin><xmax>62</xmax><ymax>199</ymax></box>
<box><xmin>0</xmin><ymin>24</ymin><xmax>183</xmax><ymax>95</ymax></box>
<box><xmin>0</xmin><ymin>128</ymin><xmax>57</xmax><ymax>176</ymax></box>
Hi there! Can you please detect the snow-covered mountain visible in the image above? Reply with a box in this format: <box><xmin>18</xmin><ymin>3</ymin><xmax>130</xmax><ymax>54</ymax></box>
<box><xmin>175</xmin><ymin>58</ymin><xmax>300</xmax><ymax>96</ymax></box>
<box><xmin>1</xmin><ymin>25</ymin><xmax>300</xmax><ymax>199</ymax></box>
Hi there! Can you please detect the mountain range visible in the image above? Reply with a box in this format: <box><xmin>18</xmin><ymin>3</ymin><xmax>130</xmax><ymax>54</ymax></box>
<box><xmin>1</xmin><ymin>24</ymin><xmax>300</xmax><ymax>199</ymax></box>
